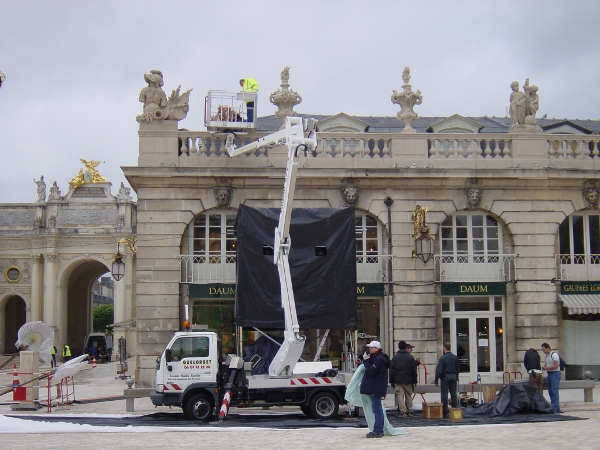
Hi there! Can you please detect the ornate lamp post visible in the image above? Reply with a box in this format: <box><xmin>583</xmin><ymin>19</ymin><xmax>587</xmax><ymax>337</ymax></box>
<box><xmin>412</xmin><ymin>205</ymin><xmax>434</xmax><ymax>265</ymax></box>
<box><xmin>111</xmin><ymin>242</ymin><xmax>125</xmax><ymax>281</ymax></box>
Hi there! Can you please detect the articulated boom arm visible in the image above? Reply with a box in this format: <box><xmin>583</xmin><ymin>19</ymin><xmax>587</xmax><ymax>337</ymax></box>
<box><xmin>227</xmin><ymin>117</ymin><xmax>317</xmax><ymax>377</ymax></box>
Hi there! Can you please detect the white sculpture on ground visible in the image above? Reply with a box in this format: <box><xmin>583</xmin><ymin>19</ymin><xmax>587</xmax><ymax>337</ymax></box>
<box><xmin>391</xmin><ymin>67</ymin><xmax>423</xmax><ymax>133</ymax></box>
<box><xmin>136</xmin><ymin>70</ymin><xmax>192</xmax><ymax>123</ymax></box>
<box><xmin>15</xmin><ymin>321</ymin><xmax>54</xmax><ymax>364</ymax></box>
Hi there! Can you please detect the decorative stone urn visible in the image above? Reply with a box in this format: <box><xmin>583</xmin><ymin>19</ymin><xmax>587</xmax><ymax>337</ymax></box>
<box><xmin>270</xmin><ymin>66</ymin><xmax>302</xmax><ymax>120</ymax></box>
<box><xmin>391</xmin><ymin>67</ymin><xmax>423</xmax><ymax>133</ymax></box>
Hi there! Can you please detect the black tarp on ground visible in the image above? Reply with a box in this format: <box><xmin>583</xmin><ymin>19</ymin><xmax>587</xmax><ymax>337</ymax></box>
<box><xmin>234</xmin><ymin>205</ymin><xmax>357</xmax><ymax>330</ymax></box>
<box><xmin>470</xmin><ymin>382</ymin><xmax>555</xmax><ymax>416</ymax></box>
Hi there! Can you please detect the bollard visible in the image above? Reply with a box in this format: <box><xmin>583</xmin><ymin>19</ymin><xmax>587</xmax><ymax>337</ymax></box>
<box><xmin>125</xmin><ymin>378</ymin><xmax>135</xmax><ymax>412</ymax></box>
<box><xmin>218</xmin><ymin>390</ymin><xmax>231</xmax><ymax>421</ymax></box>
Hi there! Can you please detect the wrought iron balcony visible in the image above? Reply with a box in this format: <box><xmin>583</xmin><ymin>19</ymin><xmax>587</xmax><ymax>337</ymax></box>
<box><xmin>555</xmin><ymin>254</ymin><xmax>600</xmax><ymax>281</ymax></box>
<box><xmin>434</xmin><ymin>254</ymin><xmax>517</xmax><ymax>282</ymax></box>
<box><xmin>179</xmin><ymin>254</ymin><xmax>394</xmax><ymax>284</ymax></box>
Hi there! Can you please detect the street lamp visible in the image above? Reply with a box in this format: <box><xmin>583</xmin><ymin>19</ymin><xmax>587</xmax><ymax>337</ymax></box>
<box><xmin>111</xmin><ymin>242</ymin><xmax>125</xmax><ymax>281</ymax></box>
<box><xmin>414</xmin><ymin>232</ymin><xmax>434</xmax><ymax>265</ymax></box>
<box><xmin>412</xmin><ymin>204</ymin><xmax>434</xmax><ymax>266</ymax></box>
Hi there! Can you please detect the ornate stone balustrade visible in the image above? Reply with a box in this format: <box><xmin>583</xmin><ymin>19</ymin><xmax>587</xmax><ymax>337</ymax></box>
<box><xmin>548</xmin><ymin>137</ymin><xmax>600</xmax><ymax>159</ymax></box>
<box><xmin>427</xmin><ymin>135</ymin><xmax>511</xmax><ymax>158</ymax></box>
<box><xmin>172</xmin><ymin>129</ymin><xmax>600</xmax><ymax>163</ymax></box>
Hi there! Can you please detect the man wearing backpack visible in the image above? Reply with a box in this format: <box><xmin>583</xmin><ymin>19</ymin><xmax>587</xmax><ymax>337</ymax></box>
<box><xmin>541</xmin><ymin>343</ymin><xmax>561</xmax><ymax>413</ymax></box>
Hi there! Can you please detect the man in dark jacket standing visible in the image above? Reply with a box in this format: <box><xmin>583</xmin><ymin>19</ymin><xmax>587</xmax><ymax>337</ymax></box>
<box><xmin>360</xmin><ymin>340</ymin><xmax>389</xmax><ymax>438</ymax></box>
<box><xmin>434</xmin><ymin>342</ymin><xmax>460</xmax><ymax>416</ymax></box>
<box><xmin>389</xmin><ymin>340</ymin><xmax>417</xmax><ymax>417</ymax></box>
<box><xmin>523</xmin><ymin>348</ymin><xmax>543</xmax><ymax>393</ymax></box>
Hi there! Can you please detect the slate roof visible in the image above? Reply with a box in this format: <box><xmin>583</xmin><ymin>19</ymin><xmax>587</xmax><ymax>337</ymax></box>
<box><xmin>255</xmin><ymin>114</ymin><xmax>600</xmax><ymax>134</ymax></box>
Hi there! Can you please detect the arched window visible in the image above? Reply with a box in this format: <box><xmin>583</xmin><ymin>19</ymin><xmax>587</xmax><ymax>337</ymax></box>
<box><xmin>190</xmin><ymin>211</ymin><xmax>237</xmax><ymax>264</ymax></box>
<box><xmin>559</xmin><ymin>213</ymin><xmax>600</xmax><ymax>264</ymax></box>
<box><xmin>355</xmin><ymin>213</ymin><xmax>380</xmax><ymax>262</ymax></box>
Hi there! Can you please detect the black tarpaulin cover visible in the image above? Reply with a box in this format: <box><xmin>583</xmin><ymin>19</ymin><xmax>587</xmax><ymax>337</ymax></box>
<box><xmin>234</xmin><ymin>204</ymin><xmax>357</xmax><ymax>330</ymax></box>
<box><xmin>474</xmin><ymin>382</ymin><xmax>555</xmax><ymax>416</ymax></box>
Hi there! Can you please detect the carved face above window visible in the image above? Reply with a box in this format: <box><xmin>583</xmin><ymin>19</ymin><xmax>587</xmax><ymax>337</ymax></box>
<box><xmin>584</xmin><ymin>188</ymin><xmax>599</xmax><ymax>209</ymax></box>
<box><xmin>466</xmin><ymin>188</ymin><xmax>482</xmax><ymax>207</ymax></box>
<box><xmin>341</xmin><ymin>187</ymin><xmax>359</xmax><ymax>206</ymax></box>
<box><xmin>214</xmin><ymin>187</ymin><xmax>233</xmax><ymax>208</ymax></box>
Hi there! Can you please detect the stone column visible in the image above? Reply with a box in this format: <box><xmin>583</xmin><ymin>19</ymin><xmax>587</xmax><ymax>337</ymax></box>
<box><xmin>43</xmin><ymin>253</ymin><xmax>58</xmax><ymax>327</ymax></box>
<box><xmin>30</xmin><ymin>254</ymin><xmax>44</xmax><ymax>322</ymax></box>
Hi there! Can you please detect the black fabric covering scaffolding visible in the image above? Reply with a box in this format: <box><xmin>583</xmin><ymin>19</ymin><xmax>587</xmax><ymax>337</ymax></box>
<box><xmin>234</xmin><ymin>205</ymin><xmax>357</xmax><ymax>330</ymax></box>
<box><xmin>472</xmin><ymin>382</ymin><xmax>555</xmax><ymax>416</ymax></box>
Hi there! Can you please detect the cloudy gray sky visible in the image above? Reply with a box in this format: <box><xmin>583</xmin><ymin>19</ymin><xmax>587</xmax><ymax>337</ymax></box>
<box><xmin>1</xmin><ymin>1</ymin><xmax>599</xmax><ymax>203</ymax></box>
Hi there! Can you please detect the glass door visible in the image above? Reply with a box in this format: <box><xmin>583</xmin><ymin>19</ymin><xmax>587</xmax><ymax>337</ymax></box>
<box><xmin>442</xmin><ymin>296</ymin><xmax>505</xmax><ymax>383</ymax></box>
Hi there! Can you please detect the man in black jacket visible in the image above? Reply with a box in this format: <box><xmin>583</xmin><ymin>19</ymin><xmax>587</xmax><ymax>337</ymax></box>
<box><xmin>434</xmin><ymin>342</ymin><xmax>460</xmax><ymax>416</ymax></box>
<box><xmin>389</xmin><ymin>340</ymin><xmax>417</xmax><ymax>417</ymax></box>
<box><xmin>523</xmin><ymin>348</ymin><xmax>543</xmax><ymax>393</ymax></box>
<box><xmin>360</xmin><ymin>341</ymin><xmax>389</xmax><ymax>438</ymax></box>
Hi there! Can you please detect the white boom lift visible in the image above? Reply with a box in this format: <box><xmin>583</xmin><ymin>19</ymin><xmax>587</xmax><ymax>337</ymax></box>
<box><xmin>226</xmin><ymin>116</ymin><xmax>318</xmax><ymax>377</ymax></box>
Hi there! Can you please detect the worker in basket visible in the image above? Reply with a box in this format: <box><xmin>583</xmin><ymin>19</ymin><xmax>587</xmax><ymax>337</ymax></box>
<box><xmin>239</xmin><ymin>77</ymin><xmax>259</xmax><ymax>122</ymax></box>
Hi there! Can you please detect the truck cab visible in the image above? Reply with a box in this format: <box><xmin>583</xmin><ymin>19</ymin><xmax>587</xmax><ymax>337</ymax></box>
<box><xmin>151</xmin><ymin>331</ymin><xmax>222</xmax><ymax>420</ymax></box>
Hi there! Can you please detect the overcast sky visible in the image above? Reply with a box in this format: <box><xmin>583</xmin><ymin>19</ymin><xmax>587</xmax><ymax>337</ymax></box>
<box><xmin>1</xmin><ymin>1</ymin><xmax>600</xmax><ymax>203</ymax></box>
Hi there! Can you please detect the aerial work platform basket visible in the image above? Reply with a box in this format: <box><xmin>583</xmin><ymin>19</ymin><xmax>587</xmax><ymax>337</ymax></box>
<box><xmin>205</xmin><ymin>90</ymin><xmax>257</xmax><ymax>131</ymax></box>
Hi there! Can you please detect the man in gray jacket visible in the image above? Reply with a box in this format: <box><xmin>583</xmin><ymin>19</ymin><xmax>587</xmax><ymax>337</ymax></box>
<box><xmin>389</xmin><ymin>340</ymin><xmax>418</xmax><ymax>417</ymax></box>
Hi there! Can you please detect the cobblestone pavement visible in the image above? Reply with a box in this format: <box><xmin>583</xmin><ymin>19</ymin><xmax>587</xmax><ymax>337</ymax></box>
<box><xmin>1</xmin><ymin>361</ymin><xmax>599</xmax><ymax>449</ymax></box>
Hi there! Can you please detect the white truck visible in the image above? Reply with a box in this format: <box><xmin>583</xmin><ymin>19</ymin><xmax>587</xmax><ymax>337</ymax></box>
<box><xmin>150</xmin><ymin>117</ymin><xmax>349</xmax><ymax>421</ymax></box>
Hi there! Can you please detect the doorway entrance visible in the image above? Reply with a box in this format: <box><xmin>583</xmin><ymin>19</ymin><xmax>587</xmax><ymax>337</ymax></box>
<box><xmin>442</xmin><ymin>296</ymin><xmax>505</xmax><ymax>383</ymax></box>
<box><xmin>2</xmin><ymin>295</ymin><xmax>26</xmax><ymax>354</ymax></box>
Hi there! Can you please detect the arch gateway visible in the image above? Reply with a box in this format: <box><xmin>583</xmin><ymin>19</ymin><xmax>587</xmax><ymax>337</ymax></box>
<box><xmin>0</xmin><ymin>163</ymin><xmax>136</xmax><ymax>358</ymax></box>
<box><xmin>4</xmin><ymin>70</ymin><xmax>600</xmax><ymax>387</ymax></box>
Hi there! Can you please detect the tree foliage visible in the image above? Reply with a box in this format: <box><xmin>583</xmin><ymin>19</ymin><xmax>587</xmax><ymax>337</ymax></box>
<box><xmin>93</xmin><ymin>304</ymin><xmax>114</xmax><ymax>332</ymax></box>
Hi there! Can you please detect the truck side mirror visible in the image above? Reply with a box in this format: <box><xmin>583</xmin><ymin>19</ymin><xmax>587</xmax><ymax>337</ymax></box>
<box><xmin>165</xmin><ymin>349</ymin><xmax>172</xmax><ymax>362</ymax></box>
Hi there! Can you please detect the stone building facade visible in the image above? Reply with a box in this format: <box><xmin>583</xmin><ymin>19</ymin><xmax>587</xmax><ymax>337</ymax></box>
<box><xmin>0</xmin><ymin>165</ymin><xmax>137</xmax><ymax>357</ymax></box>
<box><xmin>122</xmin><ymin>70</ymin><xmax>600</xmax><ymax>386</ymax></box>
<box><xmin>4</xmin><ymin>70</ymin><xmax>599</xmax><ymax>388</ymax></box>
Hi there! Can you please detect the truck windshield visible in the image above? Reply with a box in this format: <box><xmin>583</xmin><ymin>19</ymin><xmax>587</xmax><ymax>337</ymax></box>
<box><xmin>170</xmin><ymin>336</ymin><xmax>210</xmax><ymax>361</ymax></box>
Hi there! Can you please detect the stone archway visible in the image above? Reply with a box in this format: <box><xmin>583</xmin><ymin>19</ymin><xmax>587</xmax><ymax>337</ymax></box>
<box><xmin>2</xmin><ymin>295</ymin><xmax>26</xmax><ymax>354</ymax></box>
<box><xmin>61</xmin><ymin>260</ymin><xmax>110</xmax><ymax>356</ymax></box>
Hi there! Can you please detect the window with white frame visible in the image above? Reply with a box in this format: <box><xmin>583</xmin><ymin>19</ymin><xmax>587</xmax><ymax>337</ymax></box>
<box><xmin>441</xmin><ymin>213</ymin><xmax>501</xmax><ymax>262</ymax></box>
<box><xmin>355</xmin><ymin>213</ymin><xmax>380</xmax><ymax>262</ymax></box>
<box><xmin>190</xmin><ymin>211</ymin><xmax>237</xmax><ymax>263</ymax></box>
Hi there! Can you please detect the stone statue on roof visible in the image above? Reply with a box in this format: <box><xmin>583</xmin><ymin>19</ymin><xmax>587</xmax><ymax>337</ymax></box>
<box><xmin>136</xmin><ymin>70</ymin><xmax>192</xmax><ymax>123</ymax></box>
<box><xmin>33</xmin><ymin>176</ymin><xmax>46</xmax><ymax>203</ymax></box>
<box><xmin>510</xmin><ymin>78</ymin><xmax>540</xmax><ymax>131</ymax></box>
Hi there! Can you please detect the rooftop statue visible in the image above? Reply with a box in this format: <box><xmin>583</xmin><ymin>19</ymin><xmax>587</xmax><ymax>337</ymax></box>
<box><xmin>48</xmin><ymin>181</ymin><xmax>62</xmax><ymax>201</ymax></box>
<box><xmin>33</xmin><ymin>176</ymin><xmax>46</xmax><ymax>203</ymax></box>
<box><xmin>391</xmin><ymin>67</ymin><xmax>423</xmax><ymax>133</ymax></box>
<box><xmin>116</xmin><ymin>182</ymin><xmax>133</xmax><ymax>202</ymax></box>
<box><xmin>510</xmin><ymin>78</ymin><xmax>540</xmax><ymax>131</ymax></box>
<box><xmin>69</xmin><ymin>159</ymin><xmax>107</xmax><ymax>190</ymax></box>
<box><xmin>136</xmin><ymin>70</ymin><xmax>192</xmax><ymax>123</ymax></box>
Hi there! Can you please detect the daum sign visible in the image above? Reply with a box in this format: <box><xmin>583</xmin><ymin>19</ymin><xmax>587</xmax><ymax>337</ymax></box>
<box><xmin>561</xmin><ymin>281</ymin><xmax>600</xmax><ymax>295</ymax></box>
<box><xmin>190</xmin><ymin>283</ymin><xmax>385</xmax><ymax>298</ymax></box>
<box><xmin>441</xmin><ymin>282</ymin><xmax>506</xmax><ymax>296</ymax></box>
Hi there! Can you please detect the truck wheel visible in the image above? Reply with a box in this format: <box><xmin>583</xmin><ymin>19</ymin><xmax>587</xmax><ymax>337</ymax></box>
<box><xmin>309</xmin><ymin>391</ymin><xmax>339</xmax><ymax>420</ymax></box>
<box><xmin>184</xmin><ymin>393</ymin><xmax>214</xmax><ymax>421</ymax></box>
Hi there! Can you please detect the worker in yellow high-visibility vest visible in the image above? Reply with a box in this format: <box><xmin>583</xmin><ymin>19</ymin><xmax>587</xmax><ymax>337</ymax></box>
<box><xmin>62</xmin><ymin>343</ymin><xmax>72</xmax><ymax>362</ymax></box>
<box><xmin>239</xmin><ymin>78</ymin><xmax>259</xmax><ymax>123</ymax></box>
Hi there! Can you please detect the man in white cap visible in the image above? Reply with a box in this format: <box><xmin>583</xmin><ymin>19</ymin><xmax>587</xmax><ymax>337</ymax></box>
<box><xmin>360</xmin><ymin>340</ymin><xmax>390</xmax><ymax>438</ymax></box>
